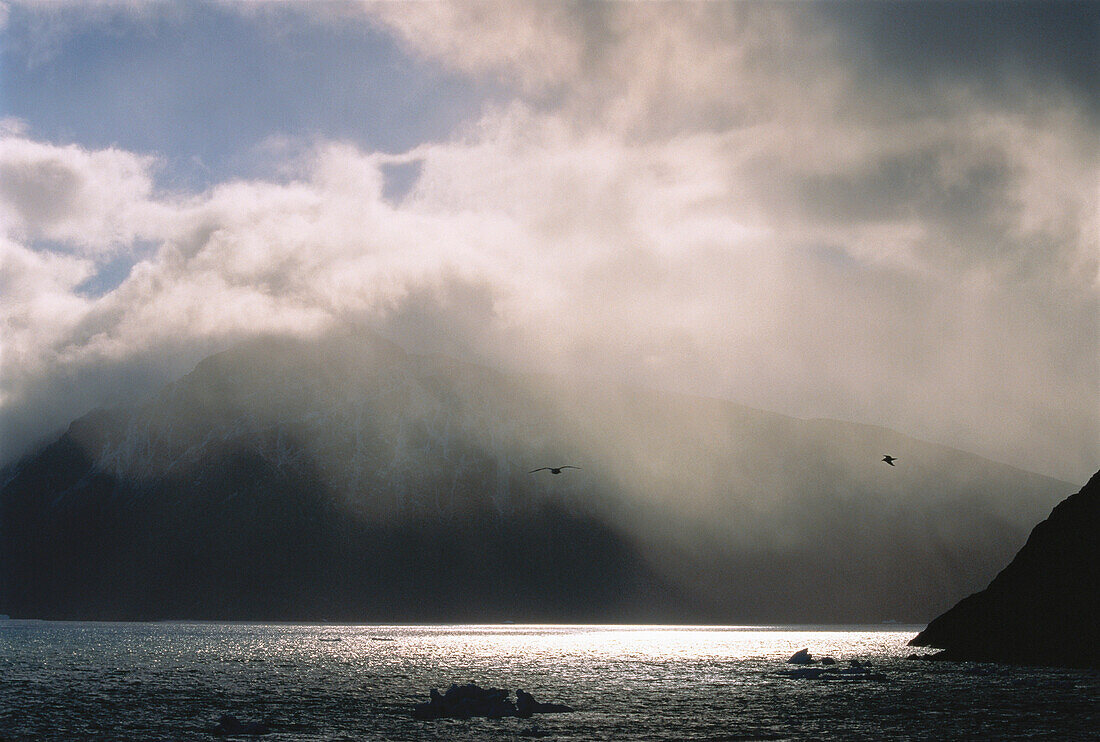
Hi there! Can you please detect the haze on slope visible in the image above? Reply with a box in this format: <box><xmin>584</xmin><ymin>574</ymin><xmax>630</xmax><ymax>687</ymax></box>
<box><xmin>32</xmin><ymin>330</ymin><xmax>1068</xmax><ymax>622</ymax></box>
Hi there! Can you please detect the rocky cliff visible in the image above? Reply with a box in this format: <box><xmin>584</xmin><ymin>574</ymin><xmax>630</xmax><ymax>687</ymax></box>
<box><xmin>910</xmin><ymin>471</ymin><xmax>1099</xmax><ymax>667</ymax></box>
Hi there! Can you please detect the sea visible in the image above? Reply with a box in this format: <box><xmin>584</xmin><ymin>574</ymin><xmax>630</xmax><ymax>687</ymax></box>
<box><xmin>1</xmin><ymin>622</ymin><xmax>1097</xmax><ymax>741</ymax></box>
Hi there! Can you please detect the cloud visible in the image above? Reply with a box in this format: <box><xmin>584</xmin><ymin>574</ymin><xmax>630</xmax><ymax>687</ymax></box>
<box><xmin>367</xmin><ymin>0</ymin><xmax>592</xmax><ymax>93</ymax></box>
<box><xmin>0</xmin><ymin>135</ymin><xmax>167</xmax><ymax>254</ymax></box>
<box><xmin>0</xmin><ymin>3</ymin><xmax>1095</xmax><ymax>482</ymax></box>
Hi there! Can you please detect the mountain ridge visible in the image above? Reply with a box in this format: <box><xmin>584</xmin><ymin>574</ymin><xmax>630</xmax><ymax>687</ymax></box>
<box><xmin>0</xmin><ymin>331</ymin><xmax>1072</xmax><ymax>623</ymax></box>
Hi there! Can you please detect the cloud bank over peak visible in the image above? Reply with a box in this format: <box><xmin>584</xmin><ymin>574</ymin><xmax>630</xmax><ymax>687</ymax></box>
<box><xmin>0</xmin><ymin>2</ymin><xmax>1096</xmax><ymax>481</ymax></box>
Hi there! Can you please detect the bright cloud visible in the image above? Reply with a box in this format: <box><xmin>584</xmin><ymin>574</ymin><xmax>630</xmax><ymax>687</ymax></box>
<box><xmin>0</xmin><ymin>2</ymin><xmax>1096</xmax><ymax>481</ymax></box>
<box><xmin>0</xmin><ymin>135</ymin><xmax>166</xmax><ymax>253</ymax></box>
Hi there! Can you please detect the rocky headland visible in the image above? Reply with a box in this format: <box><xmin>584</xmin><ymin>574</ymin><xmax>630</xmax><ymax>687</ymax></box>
<box><xmin>910</xmin><ymin>471</ymin><xmax>1099</xmax><ymax>668</ymax></box>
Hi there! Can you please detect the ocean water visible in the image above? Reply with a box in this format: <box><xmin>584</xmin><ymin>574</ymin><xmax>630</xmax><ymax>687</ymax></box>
<box><xmin>1</xmin><ymin>622</ymin><xmax>1097</xmax><ymax>741</ymax></box>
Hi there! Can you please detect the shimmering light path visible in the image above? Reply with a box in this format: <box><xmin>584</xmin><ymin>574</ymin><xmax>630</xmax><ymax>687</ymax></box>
<box><xmin>1</xmin><ymin>622</ymin><xmax>1096</xmax><ymax>740</ymax></box>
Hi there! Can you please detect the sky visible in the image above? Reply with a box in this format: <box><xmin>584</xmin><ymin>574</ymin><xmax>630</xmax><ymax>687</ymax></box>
<box><xmin>0</xmin><ymin>0</ymin><xmax>1096</xmax><ymax>483</ymax></box>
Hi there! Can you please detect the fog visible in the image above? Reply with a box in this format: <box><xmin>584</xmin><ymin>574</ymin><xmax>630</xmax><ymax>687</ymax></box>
<box><xmin>1</xmin><ymin>1</ymin><xmax>1096</xmax><ymax>484</ymax></box>
<box><xmin>15</xmin><ymin>328</ymin><xmax>1064</xmax><ymax>621</ymax></box>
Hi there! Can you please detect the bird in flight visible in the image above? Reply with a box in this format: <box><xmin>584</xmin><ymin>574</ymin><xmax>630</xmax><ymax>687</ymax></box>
<box><xmin>530</xmin><ymin>466</ymin><xmax>582</xmax><ymax>474</ymax></box>
<box><xmin>881</xmin><ymin>455</ymin><xmax>898</xmax><ymax>466</ymax></box>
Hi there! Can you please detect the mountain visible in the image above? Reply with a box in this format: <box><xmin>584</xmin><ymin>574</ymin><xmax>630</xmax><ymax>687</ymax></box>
<box><xmin>0</xmin><ymin>332</ymin><xmax>1072</xmax><ymax>622</ymax></box>
<box><xmin>909</xmin><ymin>471</ymin><xmax>1099</xmax><ymax>668</ymax></box>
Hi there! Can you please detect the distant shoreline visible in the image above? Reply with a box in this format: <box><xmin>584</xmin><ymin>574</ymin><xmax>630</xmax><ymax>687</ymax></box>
<box><xmin>0</xmin><ymin>618</ymin><xmax>925</xmax><ymax>631</ymax></box>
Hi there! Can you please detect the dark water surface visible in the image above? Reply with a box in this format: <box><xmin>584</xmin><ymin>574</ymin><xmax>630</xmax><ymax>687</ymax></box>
<box><xmin>1</xmin><ymin>622</ymin><xmax>1096</xmax><ymax>740</ymax></box>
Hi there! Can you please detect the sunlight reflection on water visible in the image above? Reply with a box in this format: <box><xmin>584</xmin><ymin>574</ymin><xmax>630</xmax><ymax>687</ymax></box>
<box><xmin>1</xmin><ymin>622</ymin><xmax>1097</xmax><ymax>741</ymax></box>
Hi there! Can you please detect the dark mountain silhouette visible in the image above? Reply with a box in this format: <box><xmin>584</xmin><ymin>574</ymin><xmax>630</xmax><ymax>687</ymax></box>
<box><xmin>0</xmin><ymin>332</ymin><xmax>1072</xmax><ymax>622</ymax></box>
<box><xmin>910</xmin><ymin>471</ymin><xmax>1099</xmax><ymax>668</ymax></box>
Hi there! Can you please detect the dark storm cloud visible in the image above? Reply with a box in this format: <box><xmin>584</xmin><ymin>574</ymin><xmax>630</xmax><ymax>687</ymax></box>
<box><xmin>820</xmin><ymin>1</ymin><xmax>1100</xmax><ymax>117</ymax></box>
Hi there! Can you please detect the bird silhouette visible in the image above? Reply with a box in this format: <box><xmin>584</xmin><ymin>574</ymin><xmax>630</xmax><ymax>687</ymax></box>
<box><xmin>881</xmin><ymin>455</ymin><xmax>897</xmax><ymax>466</ymax></box>
<box><xmin>529</xmin><ymin>466</ymin><xmax>581</xmax><ymax>474</ymax></box>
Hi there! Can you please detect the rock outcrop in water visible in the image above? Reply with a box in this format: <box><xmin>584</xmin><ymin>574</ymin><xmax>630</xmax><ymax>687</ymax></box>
<box><xmin>909</xmin><ymin>470</ymin><xmax>1100</xmax><ymax>668</ymax></box>
<box><xmin>412</xmin><ymin>684</ymin><xmax>574</xmax><ymax>719</ymax></box>
<box><xmin>212</xmin><ymin>714</ymin><xmax>269</xmax><ymax>736</ymax></box>
<box><xmin>778</xmin><ymin>660</ymin><xmax>885</xmax><ymax>681</ymax></box>
<box><xmin>787</xmin><ymin>648</ymin><xmax>814</xmax><ymax>664</ymax></box>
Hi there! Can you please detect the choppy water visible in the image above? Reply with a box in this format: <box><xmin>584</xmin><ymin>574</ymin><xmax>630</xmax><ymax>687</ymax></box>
<box><xmin>1</xmin><ymin>622</ymin><xmax>1097</xmax><ymax>741</ymax></box>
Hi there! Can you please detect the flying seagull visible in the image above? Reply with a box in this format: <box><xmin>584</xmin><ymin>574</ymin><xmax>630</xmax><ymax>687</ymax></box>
<box><xmin>530</xmin><ymin>466</ymin><xmax>582</xmax><ymax>474</ymax></box>
<box><xmin>881</xmin><ymin>455</ymin><xmax>897</xmax><ymax>466</ymax></box>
